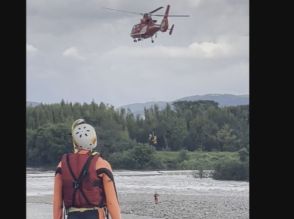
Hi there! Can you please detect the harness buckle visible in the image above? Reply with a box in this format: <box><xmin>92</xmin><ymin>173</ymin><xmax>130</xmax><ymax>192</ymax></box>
<box><xmin>73</xmin><ymin>181</ymin><xmax>80</xmax><ymax>189</ymax></box>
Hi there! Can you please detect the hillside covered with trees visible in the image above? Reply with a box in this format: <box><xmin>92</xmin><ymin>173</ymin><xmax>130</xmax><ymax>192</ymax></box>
<box><xmin>26</xmin><ymin>100</ymin><xmax>248</xmax><ymax>180</ymax></box>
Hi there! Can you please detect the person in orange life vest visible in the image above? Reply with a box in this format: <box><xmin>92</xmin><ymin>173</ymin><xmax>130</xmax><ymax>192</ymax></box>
<box><xmin>53</xmin><ymin>119</ymin><xmax>121</xmax><ymax>219</ymax></box>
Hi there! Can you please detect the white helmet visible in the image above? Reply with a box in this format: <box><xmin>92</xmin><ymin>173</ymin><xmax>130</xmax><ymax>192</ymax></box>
<box><xmin>71</xmin><ymin>119</ymin><xmax>97</xmax><ymax>151</ymax></box>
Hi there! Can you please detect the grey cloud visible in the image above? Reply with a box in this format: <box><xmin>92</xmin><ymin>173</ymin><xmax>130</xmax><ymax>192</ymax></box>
<box><xmin>27</xmin><ymin>0</ymin><xmax>249</xmax><ymax>106</ymax></box>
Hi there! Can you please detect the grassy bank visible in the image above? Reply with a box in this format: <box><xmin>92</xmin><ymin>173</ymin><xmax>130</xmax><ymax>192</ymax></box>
<box><xmin>154</xmin><ymin>150</ymin><xmax>239</xmax><ymax>170</ymax></box>
<box><xmin>27</xmin><ymin>150</ymin><xmax>242</xmax><ymax>175</ymax></box>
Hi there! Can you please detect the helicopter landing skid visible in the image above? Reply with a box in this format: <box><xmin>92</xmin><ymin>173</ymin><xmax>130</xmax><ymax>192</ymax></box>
<box><xmin>133</xmin><ymin>38</ymin><xmax>143</xmax><ymax>42</ymax></box>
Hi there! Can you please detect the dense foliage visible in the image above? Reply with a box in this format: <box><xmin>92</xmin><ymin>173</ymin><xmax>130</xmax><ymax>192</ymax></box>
<box><xmin>27</xmin><ymin>100</ymin><xmax>249</xmax><ymax>174</ymax></box>
<box><xmin>212</xmin><ymin>147</ymin><xmax>249</xmax><ymax>181</ymax></box>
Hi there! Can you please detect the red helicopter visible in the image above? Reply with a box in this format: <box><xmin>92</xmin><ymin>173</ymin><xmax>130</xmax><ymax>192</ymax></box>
<box><xmin>104</xmin><ymin>5</ymin><xmax>189</xmax><ymax>43</ymax></box>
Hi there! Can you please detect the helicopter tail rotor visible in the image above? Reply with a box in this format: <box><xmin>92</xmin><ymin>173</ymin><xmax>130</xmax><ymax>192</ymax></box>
<box><xmin>169</xmin><ymin>24</ymin><xmax>174</xmax><ymax>35</ymax></box>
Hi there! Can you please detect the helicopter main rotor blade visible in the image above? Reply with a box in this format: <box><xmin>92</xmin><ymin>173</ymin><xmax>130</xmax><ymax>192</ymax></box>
<box><xmin>148</xmin><ymin>6</ymin><xmax>164</xmax><ymax>14</ymax></box>
<box><xmin>102</xmin><ymin>7</ymin><xmax>142</xmax><ymax>15</ymax></box>
<box><xmin>153</xmin><ymin>14</ymin><xmax>190</xmax><ymax>17</ymax></box>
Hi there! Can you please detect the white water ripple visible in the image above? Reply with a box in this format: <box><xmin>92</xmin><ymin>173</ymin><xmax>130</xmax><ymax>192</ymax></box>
<box><xmin>26</xmin><ymin>169</ymin><xmax>248</xmax><ymax>197</ymax></box>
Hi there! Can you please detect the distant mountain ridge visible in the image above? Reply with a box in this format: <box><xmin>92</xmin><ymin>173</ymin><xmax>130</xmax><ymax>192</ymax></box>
<box><xmin>120</xmin><ymin>94</ymin><xmax>249</xmax><ymax>116</ymax></box>
<box><xmin>121</xmin><ymin>101</ymin><xmax>168</xmax><ymax>115</ymax></box>
<box><xmin>27</xmin><ymin>94</ymin><xmax>249</xmax><ymax>116</ymax></box>
<box><xmin>175</xmin><ymin>94</ymin><xmax>249</xmax><ymax>106</ymax></box>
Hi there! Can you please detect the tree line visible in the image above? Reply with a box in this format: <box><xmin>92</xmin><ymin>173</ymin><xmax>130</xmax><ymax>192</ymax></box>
<box><xmin>26</xmin><ymin>100</ymin><xmax>248</xmax><ymax>168</ymax></box>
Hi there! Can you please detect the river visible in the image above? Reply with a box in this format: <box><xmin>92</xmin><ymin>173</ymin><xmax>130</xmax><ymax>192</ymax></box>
<box><xmin>26</xmin><ymin>168</ymin><xmax>249</xmax><ymax>219</ymax></box>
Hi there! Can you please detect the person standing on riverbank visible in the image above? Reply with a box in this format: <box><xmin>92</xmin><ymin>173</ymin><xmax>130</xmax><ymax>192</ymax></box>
<box><xmin>154</xmin><ymin>192</ymin><xmax>159</xmax><ymax>204</ymax></box>
<box><xmin>53</xmin><ymin>119</ymin><xmax>121</xmax><ymax>219</ymax></box>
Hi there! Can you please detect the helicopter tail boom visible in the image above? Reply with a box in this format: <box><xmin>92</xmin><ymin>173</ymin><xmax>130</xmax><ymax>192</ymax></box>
<box><xmin>160</xmin><ymin>5</ymin><xmax>170</xmax><ymax>32</ymax></box>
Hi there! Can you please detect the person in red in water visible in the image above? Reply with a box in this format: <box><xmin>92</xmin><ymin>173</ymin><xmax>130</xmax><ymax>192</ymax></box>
<box><xmin>53</xmin><ymin>119</ymin><xmax>121</xmax><ymax>219</ymax></box>
<box><xmin>154</xmin><ymin>192</ymin><xmax>159</xmax><ymax>204</ymax></box>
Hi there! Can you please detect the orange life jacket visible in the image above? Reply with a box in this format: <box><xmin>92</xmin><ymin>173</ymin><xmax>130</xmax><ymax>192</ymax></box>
<box><xmin>61</xmin><ymin>153</ymin><xmax>105</xmax><ymax>209</ymax></box>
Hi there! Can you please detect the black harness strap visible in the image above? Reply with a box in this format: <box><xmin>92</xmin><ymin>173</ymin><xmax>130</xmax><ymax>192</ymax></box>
<box><xmin>96</xmin><ymin>168</ymin><xmax>114</xmax><ymax>181</ymax></box>
<box><xmin>66</xmin><ymin>153</ymin><xmax>96</xmax><ymax>207</ymax></box>
<box><xmin>66</xmin><ymin>154</ymin><xmax>78</xmax><ymax>207</ymax></box>
<box><xmin>78</xmin><ymin>185</ymin><xmax>92</xmax><ymax>206</ymax></box>
<box><xmin>96</xmin><ymin>168</ymin><xmax>119</xmax><ymax>202</ymax></box>
<box><xmin>55</xmin><ymin>167</ymin><xmax>62</xmax><ymax>176</ymax></box>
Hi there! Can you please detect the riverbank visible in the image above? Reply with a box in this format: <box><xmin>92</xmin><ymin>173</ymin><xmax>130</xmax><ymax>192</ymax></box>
<box><xmin>27</xmin><ymin>192</ymin><xmax>248</xmax><ymax>219</ymax></box>
<box><xmin>27</xmin><ymin>151</ymin><xmax>241</xmax><ymax>174</ymax></box>
<box><xmin>27</xmin><ymin>169</ymin><xmax>248</xmax><ymax>218</ymax></box>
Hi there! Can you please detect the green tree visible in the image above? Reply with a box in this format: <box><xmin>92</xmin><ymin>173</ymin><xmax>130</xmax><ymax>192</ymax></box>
<box><xmin>26</xmin><ymin>100</ymin><xmax>249</xmax><ymax>169</ymax></box>
<box><xmin>216</xmin><ymin>124</ymin><xmax>238</xmax><ymax>151</ymax></box>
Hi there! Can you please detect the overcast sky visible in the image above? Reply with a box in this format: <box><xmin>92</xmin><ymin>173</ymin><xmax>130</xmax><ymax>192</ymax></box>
<box><xmin>27</xmin><ymin>0</ymin><xmax>249</xmax><ymax>107</ymax></box>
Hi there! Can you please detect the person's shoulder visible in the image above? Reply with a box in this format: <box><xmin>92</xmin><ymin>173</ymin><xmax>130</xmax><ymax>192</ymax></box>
<box><xmin>96</xmin><ymin>155</ymin><xmax>112</xmax><ymax>170</ymax></box>
<box><xmin>59</xmin><ymin>152</ymin><xmax>71</xmax><ymax>160</ymax></box>
<box><xmin>56</xmin><ymin>161</ymin><xmax>62</xmax><ymax>168</ymax></box>
<box><xmin>61</xmin><ymin>152</ymin><xmax>71</xmax><ymax>157</ymax></box>
<box><xmin>97</xmin><ymin>155</ymin><xmax>111</xmax><ymax>166</ymax></box>
<box><xmin>58</xmin><ymin>152</ymin><xmax>74</xmax><ymax>166</ymax></box>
